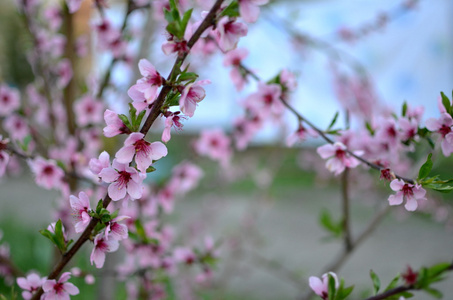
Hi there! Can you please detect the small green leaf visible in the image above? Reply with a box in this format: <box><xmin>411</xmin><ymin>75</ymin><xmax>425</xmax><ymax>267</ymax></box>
<box><xmin>118</xmin><ymin>114</ymin><xmax>131</xmax><ymax>127</ymax></box>
<box><xmin>319</xmin><ymin>209</ymin><xmax>342</xmax><ymax>238</ymax></box>
<box><xmin>365</xmin><ymin>122</ymin><xmax>375</xmax><ymax>136</ymax></box>
<box><xmin>384</xmin><ymin>274</ymin><xmax>400</xmax><ymax>291</ymax></box>
<box><xmin>328</xmin><ymin>274</ymin><xmax>337</xmax><ymax>300</ymax></box>
<box><xmin>418</xmin><ymin>153</ymin><xmax>433</xmax><ymax>180</ymax></box>
<box><xmin>327</xmin><ymin>112</ymin><xmax>339</xmax><ymax>130</ymax></box>
<box><xmin>440</xmin><ymin>92</ymin><xmax>451</xmax><ymax>115</ymax></box>
<box><xmin>423</xmin><ymin>287</ymin><xmax>443</xmax><ymax>298</ymax></box>
<box><xmin>220</xmin><ymin>1</ymin><xmax>240</xmax><ymax>18</ymax></box>
<box><xmin>402</xmin><ymin>101</ymin><xmax>408</xmax><ymax>117</ymax></box>
<box><xmin>146</xmin><ymin>166</ymin><xmax>156</xmax><ymax>173</ymax></box>
<box><xmin>95</xmin><ymin>199</ymin><xmax>103</xmax><ymax>214</ymax></box>
<box><xmin>180</xmin><ymin>8</ymin><xmax>193</xmax><ymax>36</ymax></box>
<box><xmin>370</xmin><ymin>270</ymin><xmax>380</xmax><ymax>295</ymax></box>
<box><xmin>178</xmin><ymin>72</ymin><xmax>198</xmax><ymax>82</ymax></box>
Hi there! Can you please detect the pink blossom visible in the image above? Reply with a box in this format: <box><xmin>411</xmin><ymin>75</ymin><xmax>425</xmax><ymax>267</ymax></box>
<box><xmin>90</xmin><ymin>233</ymin><xmax>120</xmax><ymax>268</ymax></box>
<box><xmin>103</xmin><ymin>109</ymin><xmax>130</xmax><ymax>137</ymax></box>
<box><xmin>99</xmin><ymin>159</ymin><xmax>146</xmax><ymax>201</ymax></box>
<box><xmin>44</xmin><ymin>6</ymin><xmax>62</xmax><ymax>31</ymax></box>
<box><xmin>0</xmin><ymin>85</ymin><xmax>20</xmax><ymax>116</ymax></box>
<box><xmin>398</xmin><ymin>117</ymin><xmax>419</xmax><ymax>142</ymax></box>
<box><xmin>115</xmin><ymin>132</ymin><xmax>168</xmax><ymax>173</ymax></box>
<box><xmin>105</xmin><ymin>216</ymin><xmax>129</xmax><ymax>241</ymax></box>
<box><xmin>173</xmin><ymin>247</ymin><xmax>196</xmax><ymax>265</ymax></box>
<box><xmin>286</xmin><ymin>124</ymin><xmax>318</xmax><ymax>147</ymax></box>
<box><xmin>316</xmin><ymin>142</ymin><xmax>362</xmax><ymax>176</ymax></box>
<box><xmin>73</xmin><ymin>95</ymin><xmax>104</xmax><ymax>126</ymax></box>
<box><xmin>42</xmin><ymin>272</ymin><xmax>79</xmax><ymax>299</ymax></box>
<box><xmin>0</xmin><ymin>136</ymin><xmax>10</xmax><ymax>177</ymax></box>
<box><xmin>194</xmin><ymin>128</ymin><xmax>232</xmax><ymax>167</ymax></box>
<box><xmin>162</xmin><ymin>40</ymin><xmax>190</xmax><ymax>56</ymax></box>
<box><xmin>309</xmin><ymin>272</ymin><xmax>339</xmax><ymax>300</ymax></box>
<box><xmin>223</xmin><ymin>48</ymin><xmax>248</xmax><ymax>67</ymax></box>
<box><xmin>3</xmin><ymin>114</ymin><xmax>29</xmax><ymax>141</ymax></box>
<box><xmin>169</xmin><ymin>161</ymin><xmax>203</xmax><ymax>194</ymax></box>
<box><xmin>214</xmin><ymin>17</ymin><xmax>248</xmax><ymax>52</ymax></box>
<box><xmin>388</xmin><ymin>179</ymin><xmax>427</xmax><ymax>211</ymax></box>
<box><xmin>69</xmin><ymin>191</ymin><xmax>92</xmax><ymax>233</ymax></box>
<box><xmin>55</xmin><ymin>59</ymin><xmax>73</xmax><ymax>89</ymax></box>
<box><xmin>248</xmin><ymin>83</ymin><xmax>283</xmax><ymax>116</ymax></box>
<box><xmin>128</xmin><ymin>59</ymin><xmax>163</xmax><ymax>111</ymax></box>
<box><xmin>179</xmin><ymin>80</ymin><xmax>210</xmax><ymax>117</ymax></box>
<box><xmin>157</xmin><ymin>186</ymin><xmax>175</xmax><ymax>214</ymax></box>
<box><xmin>238</xmin><ymin>0</ymin><xmax>268</xmax><ymax>23</ymax></box>
<box><xmin>89</xmin><ymin>151</ymin><xmax>111</xmax><ymax>176</ymax></box>
<box><xmin>162</xmin><ymin>112</ymin><xmax>185</xmax><ymax>143</ymax></box>
<box><xmin>17</xmin><ymin>273</ymin><xmax>46</xmax><ymax>300</ymax></box>
<box><xmin>28</xmin><ymin>157</ymin><xmax>65</xmax><ymax>190</ymax></box>
<box><xmin>425</xmin><ymin>113</ymin><xmax>453</xmax><ymax>156</ymax></box>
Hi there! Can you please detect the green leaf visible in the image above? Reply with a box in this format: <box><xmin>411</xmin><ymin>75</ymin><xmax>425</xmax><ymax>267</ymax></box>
<box><xmin>384</xmin><ymin>274</ymin><xmax>400</xmax><ymax>291</ymax></box>
<box><xmin>423</xmin><ymin>287</ymin><xmax>443</xmax><ymax>298</ymax></box>
<box><xmin>166</xmin><ymin>22</ymin><xmax>182</xmax><ymax>39</ymax></box>
<box><xmin>146</xmin><ymin>166</ymin><xmax>156</xmax><ymax>173</ymax></box>
<box><xmin>440</xmin><ymin>92</ymin><xmax>451</xmax><ymax>115</ymax></box>
<box><xmin>220</xmin><ymin>1</ymin><xmax>240</xmax><ymax>18</ymax></box>
<box><xmin>135</xmin><ymin>110</ymin><xmax>147</xmax><ymax>129</ymax></box>
<box><xmin>402</xmin><ymin>101</ymin><xmax>408</xmax><ymax>117</ymax></box>
<box><xmin>319</xmin><ymin>209</ymin><xmax>342</xmax><ymax>238</ymax></box>
<box><xmin>418</xmin><ymin>153</ymin><xmax>433</xmax><ymax>180</ymax></box>
<box><xmin>95</xmin><ymin>199</ymin><xmax>103</xmax><ymax>214</ymax></box>
<box><xmin>365</xmin><ymin>122</ymin><xmax>375</xmax><ymax>136</ymax></box>
<box><xmin>328</xmin><ymin>274</ymin><xmax>337</xmax><ymax>300</ymax></box>
<box><xmin>370</xmin><ymin>270</ymin><xmax>380</xmax><ymax>294</ymax></box>
<box><xmin>327</xmin><ymin>112</ymin><xmax>339</xmax><ymax>130</ymax></box>
<box><xmin>180</xmin><ymin>8</ymin><xmax>193</xmax><ymax>36</ymax></box>
<box><xmin>118</xmin><ymin>114</ymin><xmax>131</xmax><ymax>128</ymax></box>
<box><xmin>178</xmin><ymin>72</ymin><xmax>198</xmax><ymax>83</ymax></box>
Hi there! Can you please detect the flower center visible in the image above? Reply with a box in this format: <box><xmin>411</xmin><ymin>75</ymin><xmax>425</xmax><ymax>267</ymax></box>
<box><xmin>439</xmin><ymin>124</ymin><xmax>451</xmax><ymax>137</ymax></box>
<box><xmin>117</xmin><ymin>171</ymin><xmax>132</xmax><ymax>189</ymax></box>
<box><xmin>134</xmin><ymin>139</ymin><xmax>150</xmax><ymax>155</ymax></box>
<box><xmin>402</xmin><ymin>184</ymin><xmax>414</xmax><ymax>197</ymax></box>
<box><xmin>43</xmin><ymin>166</ymin><xmax>54</xmax><ymax>176</ymax></box>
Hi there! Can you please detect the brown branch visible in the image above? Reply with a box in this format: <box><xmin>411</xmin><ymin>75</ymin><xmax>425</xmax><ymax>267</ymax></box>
<box><xmin>341</xmin><ymin>169</ymin><xmax>352</xmax><ymax>252</ymax></box>
<box><xmin>30</xmin><ymin>1</ymin><xmax>225</xmax><ymax>298</ymax></box>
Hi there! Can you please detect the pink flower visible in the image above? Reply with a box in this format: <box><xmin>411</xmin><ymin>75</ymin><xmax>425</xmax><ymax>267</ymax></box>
<box><xmin>425</xmin><ymin>113</ymin><xmax>453</xmax><ymax>156</ymax></box>
<box><xmin>55</xmin><ymin>59</ymin><xmax>73</xmax><ymax>89</ymax></box>
<box><xmin>90</xmin><ymin>233</ymin><xmax>120</xmax><ymax>268</ymax></box>
<box><xmin>17</xmin><ymin>273</ymin><xmax>46</xmax><ymax>300</ymax></box>
<box><xmin>128</xmin><ymin>59</ymin><xmax>163</xmax><ymax>112</ymax></box>
<box><xmin>103</xmin><ymin>109</ymin><xmax>130</xmax><ymax>137</ymax></box>
<box><xmin>73</xmin><ymin>95</ymin><xmax>104</xmax><ymax>127</ymax></box>
<box><xmin>162</xmin><ymin>112</ymin><xmax>185</xmax><ymax>143</ymax></box>
<box><xmin>173</xmin><ymin>247</ymin><xmax>196</xmax><ymax>265</ymax></box>
<box><xmin>42</xmin><ymin>272</ymin><xmax>79</xmax><ymax>299</ymax></box>
<box><xmin>169</xmin><ymin>161</ymin><xmax>203</xmax><ymax>194</ymax></box>
<box><xmin>44</xmin><ymin>6</ymin><xmax>62</xmax><ymax>31</ymax></box>
<box><xmin>115</xmin><ymin>132</ymin><xmax>168</xmax><ymax>173</ymax></box>
<box><xmin>0</xmin><ymin>85</ymin><xmax>20</xmax><ymax>116</ymax></box>
<box><xmin>238</xmin><ymin>0</ymin><xmax>268</xmax><ymax>23</ymax></box>
<box><xmin>179</xmin><ymin>80</ymin><xmax>210</xmax><ymax>117</ymax></box>
<box><xmin>194</xmin><ymin>128</ymin><xmax>232</xmax><ymax>167</ymax></box>
<box><xmin>316</xmin><ymin>142</ymin><xmax>362</xmax><ymax>176</ymax></box>
<box><xmin>162</xmin><ymin>40</ymin><xmax>190</xmax><ymax>56</ymax></box>
<box><xmin>214</xmin><ymin>17</ymin><xmax>248</xmax><ymax>52</ymax></box>
<box><xmin>286</xmin><ymin>124</ymin><xmax>317</xmax><ymax>147</ymax></box>
<box><xmin>69</xmin><ymin>191</ymin><xmax>92</xmax><ymax>233</ymax></box>
<box><xmin>0</xmin><ymin>136</ymin><xmax>10</xmax><ymax>177</ymax></box>
<box><xmin>398</xmin><ymin>117</ymin><xmax>419</xmax><ymax>142</ymax></box>
<box><xmin>388</xmin><ymin>179</ymin><xmax>427</xmax><ymax>211</ymax></box>
<box><xmin>223</xmin><ymin>48</ymin><xmax>248</xmax><ymax>67</ymax></box>
<box><xmin>105</xmin><ymin>216</ymin><xmax>129</xmax><ymax>241</ymax></box>
<box><xmin>99</xmin><ymin>159</ymin><xmax>146</xmax><ymax>201</ymax></box>
<box><xmin>28</xmin><ymin>157</ymin><xmax>65</xmax><ymax>190</ymax></box>
<box><xmin>89</xmin><ymin>151</ymin><xmax>111</xmax><ymax>176</ymax></box>
<box><xmin>247</xmin><ymin>83</ymin><xmax>283</xmax><ymax>117</ymax></box>
<box><xmin>3</xmin><ymin>114</ymin><xmax>29</xmax><ymax>141</ymax></box>
<box><xmin>309</xmin><ymin>272</ymin><xmax>339</xmax><ymax>300</ymax></box>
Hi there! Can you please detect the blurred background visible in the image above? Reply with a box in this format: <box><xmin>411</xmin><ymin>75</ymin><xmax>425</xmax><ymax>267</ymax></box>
<box><xmin>1</xmin><ymin>0</ymin><xmax>453</xmax><ymax>299</ymax></box>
